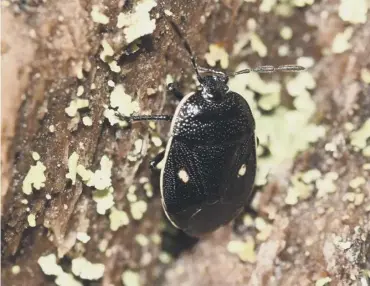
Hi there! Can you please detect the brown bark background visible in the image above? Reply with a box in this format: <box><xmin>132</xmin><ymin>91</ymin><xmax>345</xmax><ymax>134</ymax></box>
<box><xmin>1</xmin><ymin>0</ymin><xmax>369</xmax><ymax>285</ymax></box>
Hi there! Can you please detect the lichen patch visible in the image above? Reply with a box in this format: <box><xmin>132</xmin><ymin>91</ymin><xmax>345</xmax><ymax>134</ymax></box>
<box><xmin>66</xmin><ymin>152</ymin><xmax>79</xmax><ymax>185</ymax></box>
<box><xmin>71</xmin><ymin>257</ymin><xmax>105</xmax><ymax>280</ymax></box>
<box><xmin>109</xmin><ymin>207</ymin><xmax>130</xmax><ymax>231</ymax></box>
<box><xmin>350</xmin><ymin>119</ymin><xmax>370</xmax><ymax>150</ymax></box>
<box><xmin>109</xmin><ymin>84</ymin><xmax>140</xmax><ymax>117</ymax></box>
<box><xmin>204</xmin><ymin>44</ymin><xmax>229</xmax><ymax>69</ymax></box>
<box><xmin>91</xmin><ymin>5</ymin><xmax>110</xmax><ymax>24</ymax></box>
<box><xmin>22</xmin><ymin>160</ymin><xmax>47</xmax><ymax>195</ymax></box>
<box><xmin>38</xmin><ymin>254</ymin><xmax>82</xmax><ymax>286</ymax></box>
<box><xmin>227</xmin><ymin>236</ymin><xmax>257</xmax><ymax>263</ymax></box>
<box><xmin>338</xmin><ymin>0</ymin><xmax>368</xmax><ymax>24</ymax></box>
<box><xmin>117</xmin><ymin>0</ymin><xmax>157</xmax><ymax>44</ymax></box>
<box><xmin>121</xmin><ymin>270</ymin><xmax>141</xmax><ymax>286</ymax></box>
<box><xmin>65</xmin><ymin>99</ymin><xmax>89</xmax><ymax>118</ymax></box>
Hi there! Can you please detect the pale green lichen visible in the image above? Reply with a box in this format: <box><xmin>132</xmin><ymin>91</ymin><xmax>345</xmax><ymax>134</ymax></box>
<box><xmin>68</xmin><ymin>116</ymin><xmax>81</xmax><ymax>131</ymax></box>
<box><xmin>338</xmin><ymin>0</ymin><xmax>368</xmax><ymax>24</ymax></box>
<box><xmin>250</xmin><ymin>33</ymin><xmax>267</xmax><ymax>57</ymax></box>
<box><xmin>363</xmin><ymin>146</ymin><xmax>370</xmax><ymax>157</ymax></box>
<box><xmin>349</xmin><ymin>176</ymin><xmax>366</xmax><ymax>189</ymax></box>
<box><xmin>297</xmin><ymin>57</ymin><xmax>315</xmax><ymax>68</ymax></box>
<box><xmin>100</xmin><ymin>39</ymin><xmax>114</xmax><ymax>62</ymax></box>
<box><xmin>117</xmin><ymin>0</ymin><xmax>157</xmax><ymax>44</ymax></box>
<box><xmin>32</xmin><ymin>152</ymin><xmax>40</xmax><ymax>161</ymax></box>
<box><xmin>286</xmin><ymin>71</ymin><xmax>316</xmax><ymax>98</ymax></box>
<box><xmin>82</xmin><ymin>116</ymin><xmax>93</xmax><ymax>126</ymax></box>
<box><xmin>164</xmin><ymin>9</ymin><xmax>173</xmax><ymax>16</ymax></box>
<box><xmin>71</xmin><ymin>257</ymin><xmax>105</xmax><ymax>280</ymax></box>
<box><xmin>130</xmin><ymin>200</ymin><xmax>148</xmax><ymax>220</ymax></box>
<box><xmin>93</xmin><ymin>187</ymin><xmax>115</xmax><ymax>215</ymax></box>
<box><xmin>38</xmin><ymin>254</ymin><xmax>82</xmax><ymax>286</ymax></box>
<box><xmin>151</xmin><ymin>136</ymin><xmax>162</xmax><ymax>147</ymax></box>
<box><xmin>333</xmin><ymin>235</ymin><xmax>352</xmax><ymax>250</ymax></box>
<box><xmin>292</xmin><ymin>0</ymin><xmax>315</xmax><ymax>7</ymax></box>
<box><xmin>204</xmin><ymin>44</ymin><xmax>229</xmax><ymax>69</ymax></box>
<box><xmin>259</xmin><ymin>0</ymin><xmax>277</xmax><ymax>13</ymax></box>
<box><xmin>27</xmin><ymin>214</ymin><xmax>36</xmax><ymax>227</ymax></box>
<box><xmin>244</xmin><ymin>70</ymin><xmax>281</xmax><ymax>95</ymax></box>
<box><xmin>278</xmin><ymin>44</ymin><xmax>289</xmax><ymax>57</ymax></box>
<box><xmin>316</xmin><ymin>172</ymin><xmax>338</xmax><ymax>198</ymax></box>
<box><xmin>55</xmin><ymin>272</ymin><xmax>82</xmax><ymax>286</ymax></box>
<box><xmin>227</xmin><ymin>236</ymin><xmax>256</xmax><ymax>263</ymax></box>
<box><xmin>76</xmin><ymin>86</ymin><xmax>84</xmax><ymax>97</ymax></box>
<box><xmin>99</xmin><ymin>239</ymin><xmax>109</xmax><ymax>252</ymax></box>
<box><xmin>109</xmin><ymin>61</ymin><xmax>121</xmax><ymax>73</ymax></box>
<box><xmin>76</xmin><ymin>232</ymin><xmax>91</xmax><ymax>243</ymax></box>
<box><xmin>121</xmin><ymin>270</ymin><xmax>141</xmax><ymax>286</ymax></box>
<box><xmin>144</xmin><ymin>182</ymin><xmax>153</xmax><ymax>197</ymax></box>
<box><xmin>159</xmin><ymin>252</ymin><xmax>172</xmax><ymax>264</ymax></box>
<box><xmin>243</xmin><ymin>214</ymin><xmax>254</xmax><ymax>227</ymax></box>
<box><xmin>301</xmin><ymin>169</ymin><xmax>322</xmax><ymax>184</ymax></box>
<box><xmin>361</xmin><ymin>68</ymin><xmax>370</xmax><ymax>84</ymax></box>
<box><xmin>354</xmin><ymin>193</ymin><xmax>365</xmax><ymax>206</ymax></box>
<box><xmin>280</xmin><ymin>26</ymin><xmax>293</xmax><ymax>40</ymax></box>
<box><xmin>91</xmin><ymin>5</ymin><xmax>110</xmax><ymax>24</ymax></box>
<box><xmin>38</xmin><ymin>254</ymin><xmax>63</xmax><ymax>276</ymax></box>
<box><xmin>109</xmin><ymin>207</ymin><xmax>130</xmax><ymax>231</ymax></box>
<box><xmin>342</xmin><ymin>191</ymin><xmax>356</xmax><ymax>203</ymax></box>
<box><xmin>89</xmin><ymin>155</ymin><xmax>113</xmax><ymax>190</ymax></box>
<box><xmin>150</xmin><ymin>233</ymin><xmax>162</xmax><ymax>244</ymax></box>
<box><xmin>22</xmin><ymin>160</ymin><xmax>47</xmax><ymax>195</ymax></box>
<box><xmin>229</xmin><ymin>63</ymin><xmax>324</xmax><ymax>187</ymax></box>
<box><xmin>103</xmin><ymin>109</ymin><xmax>129</xmax><ymax>127</ymax></box>
<box><xmin>350</xmin><ymin>119</ymin><xmax>370</xmax><ymax>150</ymax></box>
<box><xmin>65</xmin><ymin>99</ymin><xmax>89</xmax><ymax>117</ymax></box>
<box><xmin>66</xmin><ymin>152</ymin><xmax>79</xmax><ymax>185</ymax></box>
<box><xmin>274</xmin><ymin>3</ymin><xmax>294</xmax><ymax>17</ymax></box>
<box><xmin>332</xmin><ymin>27</ymin><xmax>353</xmax><ymax>54</ymax></box>
<box><xmin>76</xmin><ymin>156</ymin><xmax>115</xmax><ymax>214</ymax></box>
<box><xmin>285</xmin><ymin>174</ymin><xmax>313</xmax><ymax>205</ymax></box>
<box><xmin>76</xmin><ymin>164</ymin><xmax>94</xmax><ymax>182</ymax></box>
<box><xmin>315</xmin><ymin>277</ymin><xmax>332</xmax><ymax>286</ymax></box>
<box><xmin>135</xmin><ymin>234</ymin><xmax>149</xmax><ymax>246</ymax></box>
<box><xmin>12</xmin><ymin>265</ymin><xmax>21</xmax><ymax>275</ymax></box>
<box><xmin>109</xmin><ymin>84</ymin><xmax>140</xmax><ymax>117</ymax></box>
<box><xmin>255</xmin><ymin>217</ymin><xmax>272</xmax><ymax>241</ymax></box>
<box><xmin>363</xmin><ymin>163</ymin><xmax>370</xmax><ymax>170</ymax></box>
<box><xmin>258</xmin><ymin>92</ymin><xmax>280</xmax><ymax>111</ymax></box>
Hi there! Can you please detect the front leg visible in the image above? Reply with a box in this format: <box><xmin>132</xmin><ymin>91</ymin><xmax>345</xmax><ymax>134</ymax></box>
<box><xmin>167</xmin><ymin>83</ymin><xmax>184</xmax><ymax>100</ymax></box>
<box><xmin>150</xmin><ymin>150</ymin><xmax>165</xmax><ymax>170</ymax></box>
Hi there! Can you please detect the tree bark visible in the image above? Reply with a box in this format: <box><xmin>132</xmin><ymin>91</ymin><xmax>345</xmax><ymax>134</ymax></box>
<box><xmin>2</xmin><ymin>0</ymin><xmax>369</xmax><ymax>286</ymax></box>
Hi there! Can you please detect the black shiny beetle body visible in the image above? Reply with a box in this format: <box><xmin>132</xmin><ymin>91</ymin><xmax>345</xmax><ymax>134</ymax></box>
<box><xmin>123</xmin><ymin>14</ymin><xmax>304</xmax><ymax>236</ymax></box>
<box><xmin>160</xmin><ymin>75</ymin><xmax>256</xmax><ymax>236</ymax></box>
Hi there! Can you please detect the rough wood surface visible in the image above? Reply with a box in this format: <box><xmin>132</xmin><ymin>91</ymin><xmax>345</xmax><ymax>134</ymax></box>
<box><xmin>2</xmin><ymin>0</ymin><xmax>369</xmax><ymax>285</ymax></box>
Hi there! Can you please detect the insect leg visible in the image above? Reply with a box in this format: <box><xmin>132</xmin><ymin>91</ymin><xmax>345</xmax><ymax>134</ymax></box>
<box><xmin>117</xmin><ymin>113</ymin><xmax>173</xmax><ymax>122</ymax></box>
<box><xmin>167</xmin><ymin>83</ymin><xmax>184</xmax><ymax>100</ymax></box>
<box><xmin>130</xmin><ymin>115</ymin><xmax>173</xmax><ymax>121</ymax></box>
<box><xmin>150</xmin><ymin>150</ymin><xmax>165</xmax><ymax>170</ymax></box>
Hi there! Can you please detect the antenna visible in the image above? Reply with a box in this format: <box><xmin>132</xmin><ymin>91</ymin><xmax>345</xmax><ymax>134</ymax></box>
<box><xmin>231</xmin><ymin>65</ymin><xmax>305</xmax><ymax>76</ymax></box>
<box><xmin>160</xmin><ymin>8</ymin><xmax>202</xmax><ymax>82</ymax></box>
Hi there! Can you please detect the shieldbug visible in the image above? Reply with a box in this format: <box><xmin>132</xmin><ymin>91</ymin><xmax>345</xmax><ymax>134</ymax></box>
<box><xmin>122</xmin><ymin>17</ymin><xmax>304</xmax><ymax>236</ymax></box>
